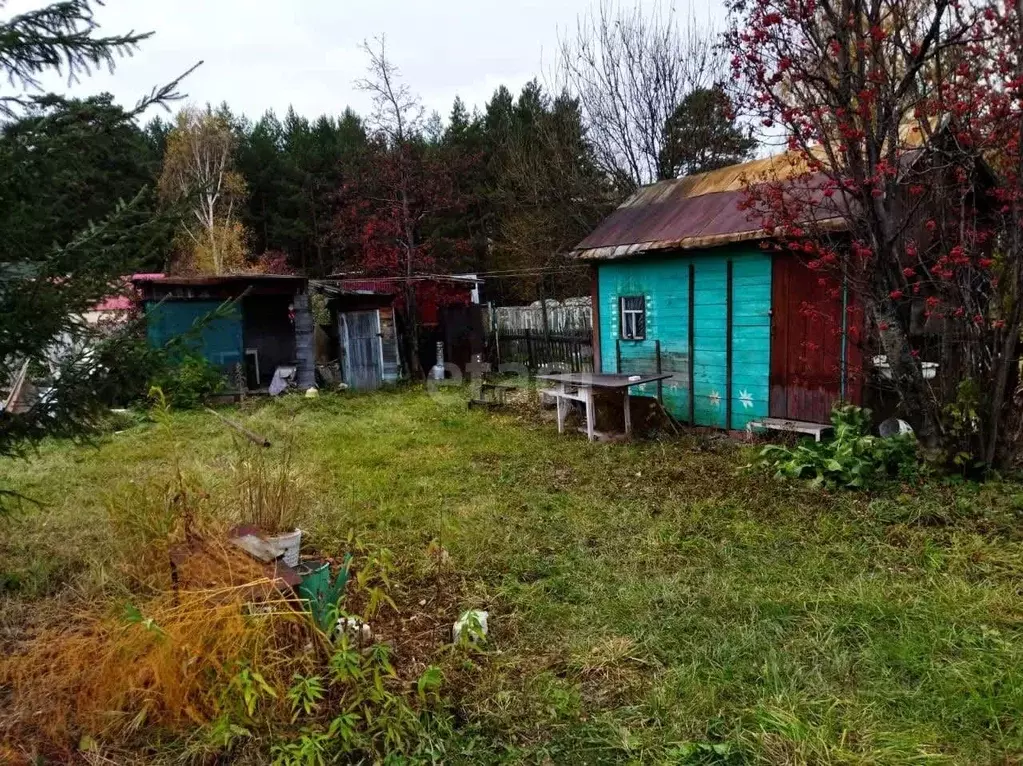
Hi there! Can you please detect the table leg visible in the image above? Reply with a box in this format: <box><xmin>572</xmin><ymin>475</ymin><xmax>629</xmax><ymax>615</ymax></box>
<box><xmin>585</xmin><ymin>387</ymin><xmax>596</xmax><ymax>442</ymax></box>
<box><xmin>556</xmin><ymin>390</ymin><xmax>565</xmax><ymax>435</ymax></box>
<box><xmin>624</xmin><ymin>389</ymin><xmax>632</xmax><ymax>437</ymax></box>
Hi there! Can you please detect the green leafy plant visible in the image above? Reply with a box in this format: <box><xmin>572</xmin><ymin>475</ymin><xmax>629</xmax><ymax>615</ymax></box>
<box><xmin>416</xmin><ymin>666</ymin><xmax>444</xmax><ymax>704</ymax></box>
<box><xmin>193</xmin><ymin>715</ymin><xmax>252</xmax><ymax>753</ymax></box>
<box><xmin>760</xmin><ymin>405</ymin><xmax>919</xmax><ymax>489</ymax></box>
<box><xmin>286</xmin><ymin>675</ymin><xmax>326</xmax><ymax>721</ymax></box>
<box><xmin>327</xmin><ymin>634</ymin><xmax>364</xmax><ymax>686</ymax></box>
<box><xmin>942</xmin><ymin>378</ymin><xmax>985</xmax><ymax>471</ymax></box>
<box><xmin>148</xmin><ymin>351</ymin><xmax>225</xmax><ymax>410</ymax></box>
<box><xmin>229</xmin><ymin>663</ymin><xmax>278</xmax><ymax>718</ymax></box>
<box><xmin>271</xmin><ymin>726</ymin><xmax>334</xmax><ymax>766</ymax></box>
<box><xmin>351</xmin><ymin>544</ymin><xmax>398</xmax><ymax>619</ymax></box>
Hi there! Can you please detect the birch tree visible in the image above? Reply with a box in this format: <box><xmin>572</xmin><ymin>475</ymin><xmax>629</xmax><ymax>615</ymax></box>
<box><xmin>158</xmin><ymin>106</ymin><xmax>247</xmax><ymax>274</ymax></box>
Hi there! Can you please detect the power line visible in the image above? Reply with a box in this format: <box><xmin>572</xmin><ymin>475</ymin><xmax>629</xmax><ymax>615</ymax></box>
<box><xmin>320</xmin><ymin>265</ymin><xmax>589</xmax><ymax>282</ymax></box>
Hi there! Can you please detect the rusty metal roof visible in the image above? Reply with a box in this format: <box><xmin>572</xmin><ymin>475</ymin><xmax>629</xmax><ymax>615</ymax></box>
<box><xmin>572</xmin><ymin>124</ymin><xmax>933</xmax><ymax>261</ymax></box>
<box><xmin>571</xmin><ymin>152</ymin><xmax>843</xmax><ymax>261</ymax></box>
<box><xmin>130</xmin><ymin>274</ymin><xmax>308</xmax><ymax>287</ymax></box>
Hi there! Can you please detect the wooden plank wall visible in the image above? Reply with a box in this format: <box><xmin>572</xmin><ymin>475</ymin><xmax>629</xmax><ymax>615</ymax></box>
<box><xmin>597</xmin><ymin>248</ymin><xmax>772</xmax><ymax>430</ymax></box>
<box><xmin>770</xmin><ymin>253</ymin><xmax>862</xmax><ymax>422</ymax></box>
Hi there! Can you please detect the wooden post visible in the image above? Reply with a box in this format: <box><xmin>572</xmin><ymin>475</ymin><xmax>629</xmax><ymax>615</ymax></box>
<box><xmin>726</xmin><ymin>260</ymin><xmax>734</xmax><ymax>431</ymax></box>
<box><xmin>688</xmin><ymin>263</ymin><xmax>696</xmax><ymax>425</ymax></box>
<box><xmin>590</xmin><ymin>264</ymin><xmax>602</xmax><ymax>372</ymax></box>
<box><xmin>493</xmin><ymin>306</ymin><xmax>502</xmax><ymax>369</ymax></box>
<box><xmin>655</xmin><ymin>340</ymin><xmax>663</xmax><ymax>405</ymax></box>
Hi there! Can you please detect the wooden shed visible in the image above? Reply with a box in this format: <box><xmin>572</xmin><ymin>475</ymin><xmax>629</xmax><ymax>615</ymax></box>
<box><xmin>318</xmin><ymin>285</ymin><xmax>402</xmax><ymax>390</ymax></box>
<box><xmin>132</xmin><ymin>274</ymin><xmax>316</xmax><ymax>392</ymax></box>
<box><xmin>572</xmin><ymin>155</ymin><xmax>862</xmax><ymax>431</ymax></box>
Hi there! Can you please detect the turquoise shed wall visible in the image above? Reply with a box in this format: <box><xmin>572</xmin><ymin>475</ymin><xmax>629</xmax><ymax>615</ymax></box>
<box><xmin>729</xmin><ymin>255</ymin><xmax>773</xmax><ymax>429</ymax></box>
<box><xmin>145</xmin><ymin>300</ymin><xmax>244</xmax><ymax>371</ymax></box>
<box><xmin>597</xmin><ymin>247</ymin><xmax>771</xmax><ymax>430</ymax></box>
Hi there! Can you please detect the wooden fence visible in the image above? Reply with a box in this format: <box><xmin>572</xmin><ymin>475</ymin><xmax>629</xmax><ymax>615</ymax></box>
<box><xmin>485</xmin><ymin>299</ymin><xmax>592</xmax><ymax>336</ymax></box>
<box><xmin>489</xmin><ymin>328</ymin><xmax>594</xmax><ymax>374</ymax></box>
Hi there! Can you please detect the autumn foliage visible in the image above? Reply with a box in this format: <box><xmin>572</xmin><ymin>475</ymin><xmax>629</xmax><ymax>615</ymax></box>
<box><xmin>727</xmin><ymin>0</ymin><xmax>1023</xmax><ymax>467</ymax></box>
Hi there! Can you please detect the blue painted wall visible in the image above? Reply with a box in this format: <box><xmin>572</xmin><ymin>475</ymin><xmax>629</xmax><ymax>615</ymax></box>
<box><xmin>145</xmin><ymin>300</ymin><xmax>244</xmax><ymax>371</ymax></box>
<box><xmin>597</xmin><ymin>247</ymin><xmax>771</xmax><ymax>430</ymax></box>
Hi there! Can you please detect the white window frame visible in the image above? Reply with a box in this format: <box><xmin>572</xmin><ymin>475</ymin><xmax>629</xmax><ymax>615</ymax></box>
<box><xmin>619</xmin><ymin>295</ymin><xmax>646</xmax><ymax>340</ymax></box>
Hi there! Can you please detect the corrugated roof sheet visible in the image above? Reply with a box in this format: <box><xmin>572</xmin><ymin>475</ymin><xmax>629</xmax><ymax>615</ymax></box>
<box><xmin>130</xmin><ymin>274</ymin><xmax>308</xmax><ymax>287</ymax></box>
<box><xmin>573</xmin><ymin>124</ymin><xmax>932</xmax><ymax>261</ymax></box>
<box><xmin>572</xmin><ymin>152</ymin><xmax>841</xmax><ymax>260</ymax></box>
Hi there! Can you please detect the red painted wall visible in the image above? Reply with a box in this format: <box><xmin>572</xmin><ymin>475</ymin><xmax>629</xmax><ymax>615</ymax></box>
<box><xmin>340</xmin><ymin>279</ymin><xmax>474</xmax><ymax>327</ymax></box>
<box><xmin>770</xmin><ymin>253</ymin><xmax>863</xmax><ymax>423</ymax></box>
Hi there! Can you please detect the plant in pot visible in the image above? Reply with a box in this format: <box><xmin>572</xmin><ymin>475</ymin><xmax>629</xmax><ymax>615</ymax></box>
<box><xmin>234</xmin><ymin>442</ymin><xmax>306</xmax><ymax>567</ymax></box>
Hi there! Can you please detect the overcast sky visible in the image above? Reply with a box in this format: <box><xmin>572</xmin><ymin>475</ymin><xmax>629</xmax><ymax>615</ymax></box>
<box><xmin>6</xmin><ymin>0</ymin><xmax>725</xmax><ymax>124</ymax></box>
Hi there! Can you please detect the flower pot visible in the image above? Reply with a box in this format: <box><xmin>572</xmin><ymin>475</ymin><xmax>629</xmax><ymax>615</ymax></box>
<box><xmin>267</xmin><ymin>528</ymin><xmax>302</xmax><ymax>567</ymax></box>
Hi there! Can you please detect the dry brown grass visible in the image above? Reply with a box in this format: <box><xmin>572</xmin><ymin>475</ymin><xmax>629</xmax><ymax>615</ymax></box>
<box><xmin>0</xmin><ymin>540</ymin><xmax>310</xmax><ymax>747</ymax></box>
<box><xmin>4</xmin><ymin>466</ymin><xmax>312</xmax><ymax>753</ymax></box>
<box><xmin>232</xmin><ymin>440</ymin><xmax>308</xmax><ymax>536</ymax></box>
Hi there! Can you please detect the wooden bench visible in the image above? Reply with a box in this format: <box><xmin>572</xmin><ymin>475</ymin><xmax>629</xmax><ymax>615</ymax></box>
<box><xmin>748</xmin><ymin>417</ymin><xmax>833</xmax><ymax>442</ymax></box>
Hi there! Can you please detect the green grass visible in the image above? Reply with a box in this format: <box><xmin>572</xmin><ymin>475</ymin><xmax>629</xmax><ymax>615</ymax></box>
<box><xmin>3</xmin><ymin>388</ymin><xmax>1023</xmax><ymax>763</ymax></box>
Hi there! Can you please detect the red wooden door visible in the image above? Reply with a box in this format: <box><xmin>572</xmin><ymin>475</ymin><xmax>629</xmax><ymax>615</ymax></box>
<box><xmin>770</xmin><ymin>254</ymin><xmax>862</xmax><ymax>423</ymax></box>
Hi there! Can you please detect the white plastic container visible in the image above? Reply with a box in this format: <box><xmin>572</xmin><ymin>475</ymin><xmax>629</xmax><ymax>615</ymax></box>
<box><xmin>268</xmin><ymin>529</ymin><xmax>302</xmax><ymax>567</ymax></box>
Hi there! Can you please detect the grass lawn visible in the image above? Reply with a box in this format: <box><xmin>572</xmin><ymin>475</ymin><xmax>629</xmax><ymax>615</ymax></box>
<box><xmin>2</xmin><ymin>388</ymin><xmax>1023</xmax><ymax>763</ymax></box>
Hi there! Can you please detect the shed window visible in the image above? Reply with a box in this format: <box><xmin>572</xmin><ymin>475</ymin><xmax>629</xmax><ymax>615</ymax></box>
<box><xmin>619</xmin><ymin>296</ymin><xmax>646</xmax><ymax>340</ymax></box>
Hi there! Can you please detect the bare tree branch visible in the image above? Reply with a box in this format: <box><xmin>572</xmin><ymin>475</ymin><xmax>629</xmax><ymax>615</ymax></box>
<box><xmin>552</xmin><ymin>0</ymin><xmax>724</xmax><ymax>190</ymax></box>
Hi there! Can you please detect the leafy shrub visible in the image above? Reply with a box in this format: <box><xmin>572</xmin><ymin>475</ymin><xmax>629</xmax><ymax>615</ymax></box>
<box><xmin>941</xmin><ymin>378</ymin><xmax>987</xmax><ymax>472</ymax></box>
<box><xmin>760</xmin><ymin>405</ymin><xmax>919</xmax><ymax>489</ymax></box>
<box><xmin>149</xmin><ymin>352</ymin><xmax>225</xmax><ymax>409</ymax></box>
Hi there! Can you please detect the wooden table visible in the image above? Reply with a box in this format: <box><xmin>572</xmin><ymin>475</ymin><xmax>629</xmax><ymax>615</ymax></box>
<box><xmin>536</xmin><ymin>373</ymin><xmax>673</xmax><ymax>442</ymax></box>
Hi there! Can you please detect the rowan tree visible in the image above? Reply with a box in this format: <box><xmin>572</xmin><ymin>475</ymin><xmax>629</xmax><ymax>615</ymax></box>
<box><xmin>726</xmin><ymin>0</ymin><xmax>1023</xmax><ymax>467</ymax></box>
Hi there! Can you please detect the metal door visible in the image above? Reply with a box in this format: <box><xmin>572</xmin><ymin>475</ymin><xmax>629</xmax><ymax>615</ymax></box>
<box><xmin>343</xmin><ymin>310</ymin><xmax>384</xmax><ymax>390</ymax></box>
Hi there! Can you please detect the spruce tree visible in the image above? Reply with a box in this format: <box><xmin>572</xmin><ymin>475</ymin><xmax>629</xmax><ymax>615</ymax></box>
<box><xmin>0</xmin><ymin>1</ymin><xmax>190</xmax><ymax>461</ymax></box>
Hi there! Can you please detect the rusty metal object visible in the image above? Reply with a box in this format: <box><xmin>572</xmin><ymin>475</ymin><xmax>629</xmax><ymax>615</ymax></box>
<box><xmin>571</xmin><ymin>139</ymin><xmax>926</xmax><ymax>261</ymax></box>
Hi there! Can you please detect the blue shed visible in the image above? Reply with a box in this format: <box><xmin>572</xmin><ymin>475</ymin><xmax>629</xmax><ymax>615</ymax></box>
<box><xmin>573</xmin><ymin>156</ymin><xmax>861</xmax><ymax>431</ymax></box>
<box><xmin>132</xmin><ymin>274</ymin><xmax>316</xmax><ymax>392</ymax></box>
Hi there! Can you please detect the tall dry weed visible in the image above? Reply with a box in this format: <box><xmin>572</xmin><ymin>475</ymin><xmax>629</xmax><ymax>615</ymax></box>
<box><xmin>1</xmin><ymin>547</ymin><xmax>309</xmax><ymax>743</ymax></box>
